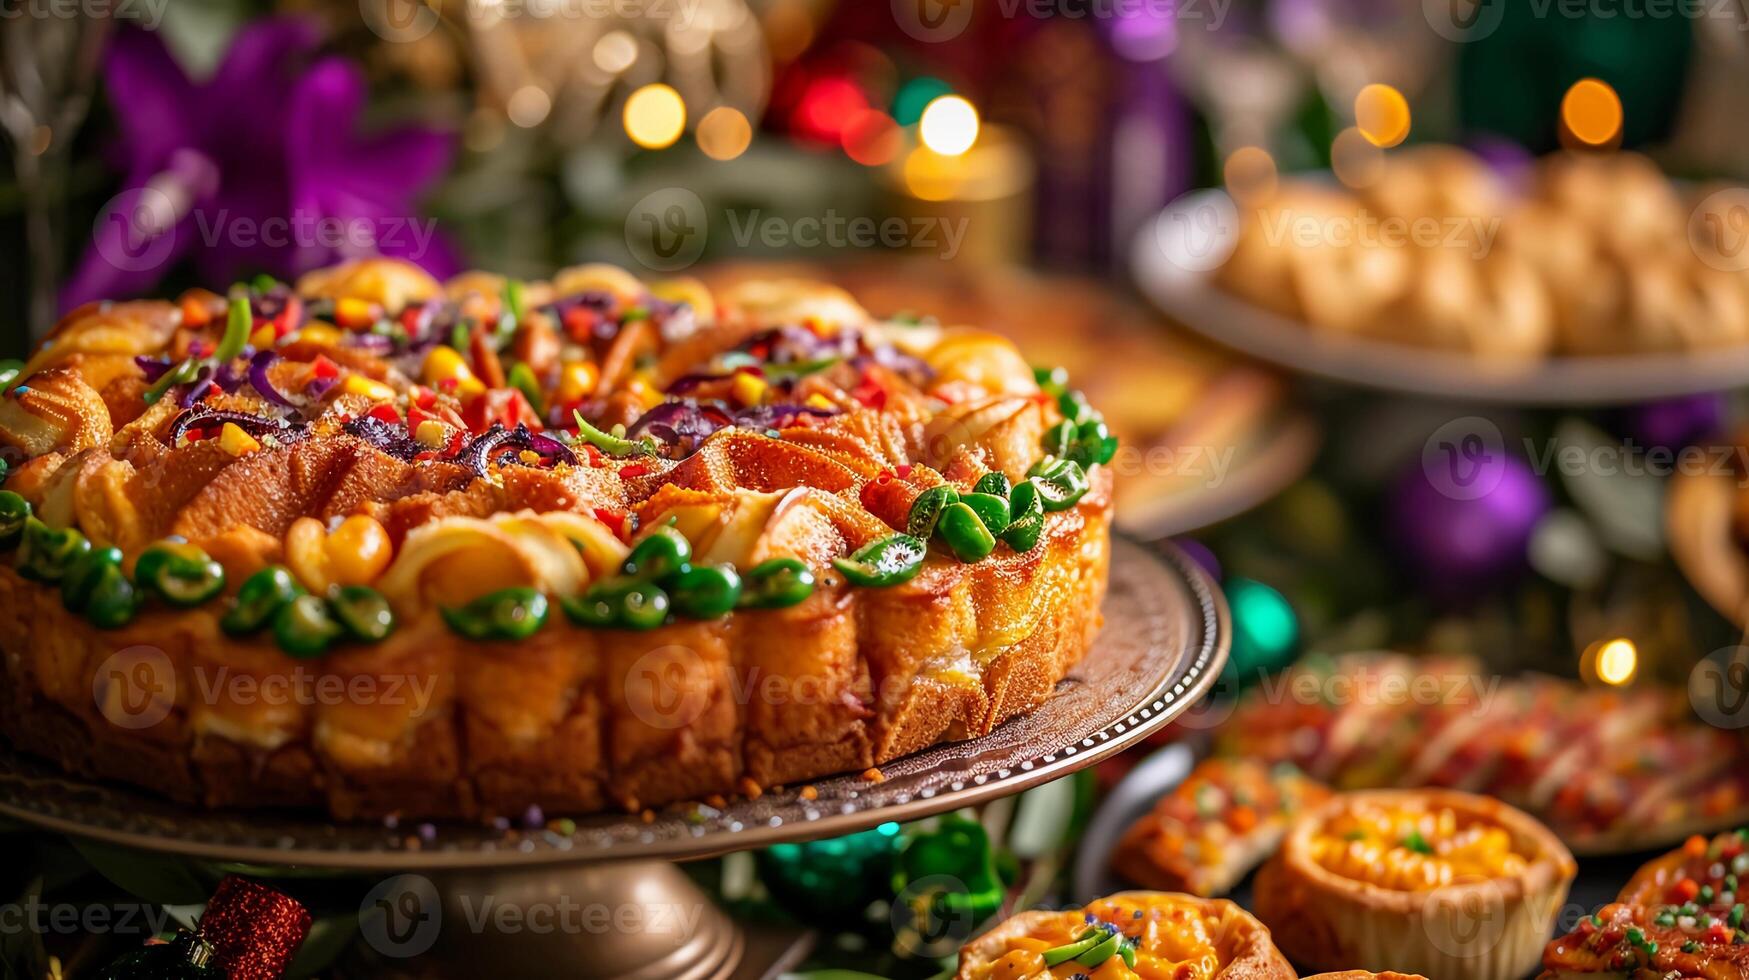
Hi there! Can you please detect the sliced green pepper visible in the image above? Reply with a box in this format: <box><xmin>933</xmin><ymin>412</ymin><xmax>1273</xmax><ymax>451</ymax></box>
<box><xmin>623</xmin><ymin>525</ymin><xmax>691</xmax><ymax>580</ymax></box>
<box><xmin>617</xmin><ymin>580</ymin><xmax>670</xmax><ymax>630</ymax></box>
<box><xmin>1041</xmin><ymin>419</ymin><xmax>1076</xmax><ymax>458</ymax></box>
<box><xmin>0</xmin><ymin>455</ymin><xmax>8</xmax><ymax>487</ymax></box>
<box><xmin>936</xmin><ymin>502</ymin><xmax>996</xmax><ymax>562</ymax></box>
<box><xmin>0</xmin><ymin>490</ymin><xmax>30</xmax><ymax>546</ymax></box>
<box><xmin>1027</xmin><ymin>457</ymin><xmax>1090</xmax><ymax>512</ymax></box>
<box><xmin>142</xmin><ymin>357</ymin><xmax>201</xmax><ymax>405</ymax></box>
<box><xmin>1001</xmin><ymin>480</ymin><xmax>1045</xmax><ymax>552</ymax></box>
<box><xmin>1119</xmin><ymin>940</ymin><xmax>1137</xmax><ymax>968</ymax></box>
<box><xmin>61</xmin><ymin>545</ymin><xmax>122</xmax><ymax>613</ymax></box>
<box><xmin>329</xmin><ymin>585</ymin><xmax>396</xmax><ymax>643</ymax></box>
<box><xmin>215</xmin><ymin>295</ymin><xmax>252</xmax><ymax>362</ymax></box>
<box><xmin>1076</xmin><ymin>929</ymin><xmax>1121</xmax><ymax>968</ymax></box>
<box><xmin>1041</xmin><ymin>929</ymin><xmax>1105</xmax><ymax>967</ymax></box>
<box><xmin>560</xmin><ymin>583</ymin><xmax>620</xmax><ymax>628</ymax></box>
<box><xmin>223</xmin><ymin>565</ymin><xmax>305</xmax><ymax>636</ymax></box>
<box><xmin>904</xmin><ymin>485</ymin><xmax>958</xmax><ymax>540</ymax></box>
<box><xmin>506</xmin><ymin>361</ymin><xmax>545</xmax><ymax>416</ymax></box>
<box><xmin>0</xmin><ymin>358</ymin><xmax>23</xmax><ymax>393</ymax></box>
<box><xmin>134</xmin><ymin>541</ymin><xmax>226</xmax><ymax>607</ymax></box>
<box><xmin>442</xmin><ymin>587</ymin><xmax>550</xmax><ymax>641</ymax></box>
<box><xmin>737</xmin><ymin>558</ymin><xmax>815</xmax><ymax>609</ymax></box>
<box><xmin>971</xmin><ymin>471</ymin><xmax>1011</xmax><ymax>498</ymax></box>
<box><xmin>666</xmin><ymin>564</ymin><xmax>740</xmax><ymax>619</ymax></box>
<box><xmin>571</xmin><ymin>409</ymin><xmax>656</xmax><ymax>458</ymax></box>
<box><xmin>17</xmin><ymin>517</ymin><xmax>89</xmax><ymax>583</ymax></box>
<box><xmin>959</xmin><ymin>492</ymin><xmax>1010</xmax><ymax>536</ymax></box>
<box><xmin>273</xmin><ymin>593</ymin><xmax>344</xmax><ymax>658</ymax></box>
<box><xmin>1057</xmin><ymin>389</ymin><xmax>1094</xmax><ymax>426</ymax></box>
<box><xmin>1069</xmin><ymin>417</ymin><xmax>1117</xmax><ymax>467</ymax></box>
<box><xmin>82</xmin><ymin>563</ymin><xmax>141</xmax><ymax>629</ymax></box>
<box><xmin>1033</xmin><ymin>365</ymin><xmax>1069</xmax><ymax>393</ymax></box>
<box><xmin>832</xmin><ymin>534</ymin><xmax>926</xmax><ymax>588</ymax></box>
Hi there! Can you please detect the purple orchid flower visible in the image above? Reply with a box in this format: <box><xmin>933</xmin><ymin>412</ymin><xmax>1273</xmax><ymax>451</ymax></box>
<box><xmin>61</xmin><ymin>17</ymin><xmax>457</xmax><ymax>312</ymax></box>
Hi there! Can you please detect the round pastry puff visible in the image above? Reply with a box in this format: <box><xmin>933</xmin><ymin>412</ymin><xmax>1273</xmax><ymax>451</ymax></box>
<box><xmin>1300</xmin><ymin>973</ymin><xmax>1428</xmax><ymax>980</ymax></box>
<box><xmin>956</xmin><ymin>890</ymin><xmax>1295</xmax><ymax>980</ymax></box>
<box><xmin>1253</xmin><ymin>789</ymin><xmax>1576</xmax><ymax>980</ymax></box>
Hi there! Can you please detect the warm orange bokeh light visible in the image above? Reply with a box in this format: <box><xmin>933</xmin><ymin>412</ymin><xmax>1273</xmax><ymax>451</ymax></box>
<box><xmin>1223</xmin><ymin>146</ymin><xmax>1278</xmax><ymax>205</ymax></box>
<box><xmin>1561</xmin><ymin>78</ymin><xmax>1623</xmax><ymax>146</ymax></box>
<box><xmin>1354</xmin><ymin>83</ymin><xmax>1411</xmax><ymax>148</ymax></box>
<box><xmin>698</xmin><ymin>106</ymin><xmax>752</xmax><ymax>161</ymax></box>
<box><xmin>842</xmin><ymin>109</ymin><xmax>901</xmax><ymax>166</ymax></box>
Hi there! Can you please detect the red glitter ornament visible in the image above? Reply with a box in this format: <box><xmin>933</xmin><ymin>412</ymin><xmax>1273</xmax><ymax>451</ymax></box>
<box><xmin>199</xmin><ymin>877</ymin><xmax>311</xmax><ymax>980</ymax></box>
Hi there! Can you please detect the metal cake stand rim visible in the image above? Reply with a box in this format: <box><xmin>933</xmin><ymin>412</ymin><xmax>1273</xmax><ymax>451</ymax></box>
<box><xmin>0</xmin><ymin>536</ymin><xmax>1227</xmax><ymax>870</ymax></box>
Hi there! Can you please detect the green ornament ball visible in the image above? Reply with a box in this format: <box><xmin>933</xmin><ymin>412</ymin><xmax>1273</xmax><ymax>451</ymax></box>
<box><xmin>1223</xmin><ymin>576</ymin><xmax>1299</xmax><ymax>686</ymax></box>
<box><xmin>756</xmin><ymin>822</ymin><xmax>903</xmax><ymax>924</ymax></box>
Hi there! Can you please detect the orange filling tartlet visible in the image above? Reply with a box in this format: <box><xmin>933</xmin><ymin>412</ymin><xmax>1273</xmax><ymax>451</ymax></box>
<box><xmin>1254</xmin><ymin>789</ymin><xmax>1575</xmax><ymax>980</ymax></box>
<box><xmin>956</xmin><ymin>891</ymin><xmax>1295</xmax><ymax>980</ymax></box>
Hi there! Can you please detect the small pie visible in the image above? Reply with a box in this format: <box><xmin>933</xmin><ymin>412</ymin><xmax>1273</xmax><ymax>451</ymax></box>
<box><xmin>1253</xmin><ymin>789</ymin><xmax>1576</xmax><ymax>980</ymax></box>
<box><xmin>955</xmin><ymin>891</ymin><xmax>1295</xmax><ymax>980</ymax></box>
<box><xmin>1300</xmin><ymin>973</ymin><xmax>1429</xmax><ymax>980</ymax></box>
<box><xmin>1112</xmin><ymin>758</ymin><xmax>1330</xmax><ymax>896</ymax></box>
<box><xmin>1539</xmin><ymin>827</ymin><xmax>1749</xmax><ymax>979</ymax></box>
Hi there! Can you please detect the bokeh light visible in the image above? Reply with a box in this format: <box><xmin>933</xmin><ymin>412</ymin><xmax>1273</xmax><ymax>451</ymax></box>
<box><xmin>1592</xmin><ymin>637</ymin><xmax>1638</xmax><ymax>686</ymax></box>
<box><xmin>1223</xmin><ymin>146</ymin><xmax>1278</xmax><ymax>205</ymax></box>
<box><xmin>697</xmin><ymin>106</ymin><xmax>752</xmax><ymax>161</ymax></box>
<box><xmin>1354</xmin><ymin>83</ymin><xmax>1411</xmax><ymax>148</ymax></box>
<box><xmin>1331</xmin><ymin>127</ymin><xmax>1386</xmax><ymax>188</ymax></box>
<box><xmin>794</xmin><ymin>77</ymin><xmax>868</xmax><ymax>142</ymax></box>
<box><xmin>1561</xmin><ymin>78</ymin><xmax>1623</xmax><ymax>146</ymax></box>
<box><xmin>624</xmin><ymin>84</ymin><xmax>687</xmax><ymax>149</ymax></box>
<box><xmin>892</xmin><ymin>76</ymin><xmax>952</xmax><ymax>127</ymax></box>
<box><xmin>919</xmin><ymin>95</ymin><xmax>979</xmax><ymax>156</ymax></box>
<box><xmin>592</xmin><ymin>31</ymin><xmax>637</xmax><ymax>74</ymax></box>
<box><xmin>842</xmin><ymin>109</ymin><xmax>901</xmax><ymax>166</ymax></box>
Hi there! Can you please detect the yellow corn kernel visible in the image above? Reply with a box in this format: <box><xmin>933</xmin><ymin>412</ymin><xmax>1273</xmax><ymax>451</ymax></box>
<box><xmin>342</xmin><ymin>374</ymin><xmax>397</xmax><ymax>401</ymax></box>
<box><xmin>249</xmin><ymin>325</ymin><xmax>278</xmax><ymax>349</ymax></box>
<box><xmin>326</xmin><ymin>515</ymin><xmax>393</xmax><ymax>586</ymax></box>
<box><xmin>731</xmin><ymin>371</ymin><xmax>768</xmax><ymax>406</ymax></box>
<box><xmin>556</xmin><ymin>361</ymin><xmax>600</xmax><ymax>403</ymax></box>
<box><xmin>422</xmin><ymin>346</ymin><xmax>485</xmax><ymax>397</ymax></box>
<box><xmin>414</xmin><ymin>418</ymin><xmax>451</xmax><ymax>449</ymax></box>
<box><xmin>334</xmin><ymin>297</ymin><xmax>378</xmax><ymax>329</ymax></box>
<box><xmin>804</xmin><ymin>392</ymin><xmax>836</xmax><ymax>411</ymax></box>
<box><xmin>217</xmin><ymin>422</ymin><xmax>261</xmax><ymax>457</ymax></box>
<box><xmin>284</xmin><ymin>517</ymin><xmax>334</xmax><ymax>593</ymax></box>
<box><xmin>295</xmin><ymin>324</ymin><xmax>343</xmax><ymax>347</ymax></box>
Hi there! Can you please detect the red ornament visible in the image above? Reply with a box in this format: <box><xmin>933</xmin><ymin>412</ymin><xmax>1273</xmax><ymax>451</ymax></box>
<box><xmin>199</xmin><ymin>877</ymin><xmax>311</xmax><ymax>980</ymax></box>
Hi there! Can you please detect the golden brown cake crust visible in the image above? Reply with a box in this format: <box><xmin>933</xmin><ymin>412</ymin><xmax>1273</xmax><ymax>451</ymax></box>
<box><xmin>0</xmin><ymin>261</ymin><xmax>1115</xmax><ymax>821</ymax></box>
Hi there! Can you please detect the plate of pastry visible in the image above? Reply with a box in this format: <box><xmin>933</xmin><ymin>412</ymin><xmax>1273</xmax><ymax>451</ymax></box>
<box><xmin>1667</xmin><ymin>449</ymin><xmax>1749</xmax><ymax>628</ymax></box>
<box><xmin>0</xmin><ymin>257</ymin><xmax>1128</xmax><ymax>823</ymax></box>
<box><xmin>1133</xmin><ymin>145</ymin><xmax>1749</xmax><ymax>404</ymax></box>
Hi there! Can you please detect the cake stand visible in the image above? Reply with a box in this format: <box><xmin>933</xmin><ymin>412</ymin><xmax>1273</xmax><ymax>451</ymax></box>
<box><xmin>0</xmin><ymin>537</ymin><xmax>1227</xmax><ymax>980</ymax></box>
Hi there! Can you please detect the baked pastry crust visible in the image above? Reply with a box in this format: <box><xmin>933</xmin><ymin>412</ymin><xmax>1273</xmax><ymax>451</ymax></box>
<box><xmin>1253</xmin><ymin>789</ymin><xmax>1576</xmax><ymax>980</ymax></box>
<box><xmin>1300</xmin><ymin>973</ymin><xmax>1428</xmax><ymax>979</ymax></box>
<box><xmin>1112</xmin><ymin>758</ymin><xmax>1330</xmax><ymax>896</ymax></box>
<box><xmin>0</xmin><ymin>259</ymin><xmax>1114</xmax><ymax>820</ymax></box>
<box><xmin>955</xmin><ymin>891</ymin><xmax>1296</xmax><ymax>980</ymax></box>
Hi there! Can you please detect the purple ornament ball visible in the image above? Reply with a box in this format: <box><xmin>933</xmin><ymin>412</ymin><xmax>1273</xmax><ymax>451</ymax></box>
<box><xmin>1386</xmin><ymin>454</ymin><xmax>1550</xmax><ymax>601</ymax></box>
<box><xmin>1615</xmin><ymin>393</ymin><xmax>1726</xmax><ymax>452</ymax></box>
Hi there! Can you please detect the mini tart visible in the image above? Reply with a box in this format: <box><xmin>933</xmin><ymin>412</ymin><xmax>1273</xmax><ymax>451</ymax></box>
<box><xmin>1541</xmin><ymin>901</ymin><xmax>1749</xmax><ymax>980</ymax></box>
<box><xmin>956</xmin><ymin>891</ymin><xmax>1295</xmax><ymax>980</ymax></box>
<box><xmin>1253</xmin><ymin>789</ymin><xmax>1576</xmax><ymax>980</ymax></box>
<box><xmin>1112</xmin><ymin>758</ymin><xmax>1330</xmax><ymax>896</ymax></box>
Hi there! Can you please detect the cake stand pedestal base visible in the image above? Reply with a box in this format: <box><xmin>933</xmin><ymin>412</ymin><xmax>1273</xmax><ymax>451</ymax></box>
<box><xmin>341</xmin><ymin>860</ymin><xmax>816</xmax><ymax>980</ymax></box>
